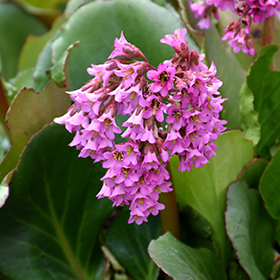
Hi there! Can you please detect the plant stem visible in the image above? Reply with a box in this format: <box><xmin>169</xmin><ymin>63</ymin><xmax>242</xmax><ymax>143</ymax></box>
<box><xmin>159</xmin><ymin>161</ymin><xmax>181</xmax><ymax>241</ymax></box>
<box><xmin>0</xmin><ymin>77</ymin><xmax>9</xmax><ymax>137</ymax></box>
<box><xmin>263</xmin><ymin>16</ymin><xmax>274</xmax><ymax>47</ymax></box>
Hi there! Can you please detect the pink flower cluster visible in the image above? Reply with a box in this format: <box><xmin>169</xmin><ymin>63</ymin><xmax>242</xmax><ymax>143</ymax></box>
<box><xmin>54</xmin><ymin>29</ymin><xmax>227</xmax><ymax>224</ymax></box>
<box><xmin>190</xmin><ymin>0</ymin><xmax>280</xmax><ymax>55</ymax></box>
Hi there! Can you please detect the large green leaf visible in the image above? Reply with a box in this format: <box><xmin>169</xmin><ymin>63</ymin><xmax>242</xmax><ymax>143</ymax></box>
<box><xmin>226</xmin><ymin>181</ymin><xmax>274</xmax><ymax>280</ymax></box>
<box><xmin>0</xmin><ymin>124</ymin><xmax>113</xmax><ymax>280</ymax></box>
<box><xmin>52</xmin><ymin>0</ymin><xmax>197</xmax><ymax>90</ymax></box>
<box><xmin>247</xmin><ymin>45</ymin><xmax>280</xmax><ymax>159</ymax></box>
<box><xmin>0</xmin><ymin>2</ymin><xmax>46</xmax><ymax>80</ymax></box>
<box><xmin>105</xmin><ymin>210</ymin><xmax>161</xmax><ymax>280</ymax></box>
<box><xmin>260</xmin><ymin>148</ymin><xmax>280</xmax><ymax>219</ymax></box>
<box><xmin>0</xmin><ymin>79</ymin><xmax>70</xmax><ymax>183</ymax></box>
<box><xmin>148</xmin><ymin>232</ymin><xmax>227</xmax><ymax>280</ymax></box>
<box><xmin>170</xmin><ymin>131</ymin><xmax>254</xmax><ymax>267</ymax></box>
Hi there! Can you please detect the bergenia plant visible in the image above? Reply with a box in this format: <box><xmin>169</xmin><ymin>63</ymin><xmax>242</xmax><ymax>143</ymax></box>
<box><xmin>54</xmin><ymin>28</ymin><xmax>227</xmax><ymax>225</ymax></box>
<box><xmin>0</xmin><ymin>0</ymin><xmax>280</xmax><ymax>280</ymax></box>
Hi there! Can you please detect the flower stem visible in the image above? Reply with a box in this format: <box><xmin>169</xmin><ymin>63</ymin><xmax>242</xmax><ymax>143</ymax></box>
<box><xmin>263</xmin><ymin>16</ymin><xmax>274</xmax><ymax>47</ymax></box>
<box><xmin>0</xmin><ymin>77</ymin><xmax>9</xmax><ymax>137</ymax></box>
<box><xmin>159</xmin><ymin>161</ymin><xmax>181</xmax><ymax>240</ymax></box>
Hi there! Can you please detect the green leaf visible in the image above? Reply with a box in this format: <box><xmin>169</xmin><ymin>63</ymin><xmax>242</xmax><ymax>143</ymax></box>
<box><xmin>260</xmin><ymin>148</ymin><xmax>280</xmax><ymax>219</ymax></box>
<box><xmin>0</xmin><ymin>2</ymin><xmax>47</xmax><ymax>79</ymax></box>
<box><xmin>51</xmin><ymin>41</ymin><xmax>80</xmax><ymax>87</ymax></box>
<box><xmin>226</xmin><ymin>181</ymin><xmax>274</xmax><ymax>280</ymax></box>
<box><xmin>170</xmin><ymin>131</ymin><xmax>254</xmax><ymax>267</ymax></box>
<box><xmin>239</xmin><ymin>80</ymin><xmax>261</xmax><ymax>145</ymax></box>
<box><xmin>52</xmin><ymin>0</ymin><xmax>196</xmax><ymax>90</ymax></box>
<box><xmin>0</xmin><ymin>79</ymin><xmax>70</xmax><ymax>183</ymax></box>
<box><xmin>18</xmin><ymin>16</ymin><xmax>64</xmax><ymax>72</ymax></box>
<box><xmin>6</xmin><ymin>68</ymin><xmax>35</xmax><ymax>102</ymax></box>
<box><xmin>148</xmin><ymin>232</ymin><xmax>227</xmax><ymax>280</ymax></box>
<box><xmin>105</xmin><ymin>210</ymin><xmax>161</xmax><ymax>280</ymax></box>
<box><xmin>238</xmin><ymin>158</ymin><xmax>268</xmax><ymax>189</ymax></box>
<box><xmin>247</xmin><ymin>45</ymin><xmax>280</xmax><ymax>159</ymax></box>
<box><xmin>0</xmin><ymin>124</ymin><xmax>113</xmax><ymax>280</ymax></box>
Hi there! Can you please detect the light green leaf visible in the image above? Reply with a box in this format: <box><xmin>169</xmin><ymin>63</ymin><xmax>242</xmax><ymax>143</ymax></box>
<box><xmin>148</xmin><ymin>232</ymin><xmax>227</xmax><ymax>280</ymax></box>
<box><xmin>239</xmin><ymin>80</ymin><xmax>261</xmax><ymax>145</ymax></box>
<box><xmin>170</xmin><ymin>131</ymin><xmax>254</xmax><ymax>267</ymax></box>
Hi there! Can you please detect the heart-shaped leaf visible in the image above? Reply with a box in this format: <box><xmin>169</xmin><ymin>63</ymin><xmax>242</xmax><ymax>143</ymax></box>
<box><xmin>226</xmin><ymin>181</ymin><xmax>274</xmax><ymax>280</ymax></box>
<box><xmin>52</xmin><ymin>0</ymin><xmax>196</xmax><ymax>90</ymax></box>
<box><xmin>148</xmin><ymin>232</ymin><xmax>227</xmax><ymax>280</ymax></box>
<box><xmin>0</xmin><ymin>124</ymin><xmax>113</xmax><ymax>280</ymax></box>
<box><xmin>105</xmin><ymin>210</ymin><xmax>161</xmax><ymax>280</ymax></box>
<box><xmin>170</xmin><ymin>131</ymin><xmax>254</xmax><ymax>267</ymax></box>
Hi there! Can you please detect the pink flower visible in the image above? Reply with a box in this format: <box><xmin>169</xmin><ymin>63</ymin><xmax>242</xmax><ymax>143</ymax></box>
<box><xmin>147</xmin><ymin>63</ymin><xmax>175</xmax><ymax>97</ymax></box>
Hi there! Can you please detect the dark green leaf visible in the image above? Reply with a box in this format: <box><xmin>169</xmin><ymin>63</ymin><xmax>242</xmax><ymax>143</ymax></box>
<box><xmin>260</xmin><ymin>147</ymin><xmax>280</xmax><ymax>219</ymax></box>
<box><xmin>179</xmin><ymin>206</ymin><xmax>218</xmax><ymax>254</ymax></box>
<box><xmin>105</xmin><ymin>210</ymin><xmax>161</xmax><ymax>280</ymax></box>
<box><xmin>148</xmin><ymin>232</ymin><xmax>227</xmax><ymax>280</ymax></box>
<box><xmin>226</xmin><ymin>181</ymin><xmax>274</xmax><ymax>280</ymax></box>
<box><xmin>0</xmin><ymin>2</ymin><xmax>46</xmax><ymax>79</ymax></box>
<box><xmin>0</xmin><ymin>124</ymin><xmax>113</xmax><ymax>280</ymax></box>
<box><xmin>52</xmin><ymin>0</ymin><xmax>196</xmax><ymax>90</ymax></box>
<box><xmin>247</xmin><ymin>45</ymin><xmax>280</xmax><ymax>159</ymax></box>
<box><xmin>170</xmin><ymin>131</ymin><xmax>254</xmax><ymax>267</ymax></box>
<box><xmin>238</xmin><ymin>158</ymin><xmax>268</xmax><ymax>189</ymax></box>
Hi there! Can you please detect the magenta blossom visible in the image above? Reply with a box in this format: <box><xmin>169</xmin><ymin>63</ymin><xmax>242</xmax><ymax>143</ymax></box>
<box><xmin>54</xmin><ymin>29</ymin><xmax>227</xmax><ymax>225</ymax></box>
<box><xmin>147</xmin><ymin>63</ymin><xmax>175</xmax><ymax>97</ymax></box>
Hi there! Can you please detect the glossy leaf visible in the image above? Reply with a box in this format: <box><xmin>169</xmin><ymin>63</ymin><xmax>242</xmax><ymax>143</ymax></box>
<box><xmin>170</xmin><ymin>131</ymin><xmax>254</xmax><ymax>267</ymax></box>
<box><xmin>20</xmin><ymin>0</ymin><xmax>68</xmax><ymax>10</ymax></box>
<box><xmin>260</xmin><ymin>148</ymin><xmax>280</xmax><ymax>219</ymax></box>
<box><xmin>226</xmin><ymin>181</ymin><xmax>274</xmax><ymax>280</ymax></box>
<box><xmin>51</xmin><ymin>41</ymin><xmax>80</xmax><ymax>87</ymax></box>
<box><xmin>0</xmin><ymin>79</ymin><xmax>70</xmax><ymax>183</ymax></box>
<box><xmin>52</xmin><ymin>0</ymin><xmax>196</xmax><ymax>90</ymax></box>
<box><xmin>148</xmin><ymin>232</ymin><xmax>227</xmax><ymax>280</ymax></box>
<box><xmin>247</xmin><ymin>45</ymin><xmax>280</xmax><ymax>159</ymax></box>
<box><xmin>105</xmin><ymin>210</ymin><xmax>161</xmax><ymax>280</ymax></box>
<box><xmin>0</xmin><ymin>124</ymin><xmax>113</xmax><ymax>280</ymax></box>
<box><xmin>0</xmin><ymin>2</ymin><xmax>46</xmax><ymax>79</ymax></box>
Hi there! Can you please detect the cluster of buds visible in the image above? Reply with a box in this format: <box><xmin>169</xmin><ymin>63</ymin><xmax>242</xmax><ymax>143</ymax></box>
<box><xmin>54</xmin><ymin>29</ymin><xmax>227</xmax><ymax>224</ymax></box>
<box><xmin>190</xmin><ymin>0</ymin><xmax>280</xmax><ymax>55</ymax></box>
